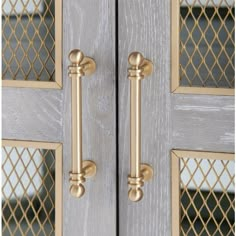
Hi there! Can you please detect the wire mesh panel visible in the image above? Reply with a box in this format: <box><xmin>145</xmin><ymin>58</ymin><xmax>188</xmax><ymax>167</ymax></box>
<box><xmin>2</xmin><ymin>0</ymin><xmax>62</xmax><ymax>88</ymax></box>
<box><xmin>172</xmin><ymin>150</ymin><xmax>235</xmax><ymax>236</ymax></box>
<box><xmin>172</xmin><ymin>0</ymin><xmax>235</xmax><ymax>95</ymax></box>
<box><xmin>2</xmin><ymin>140</ymin><xmax>62</xmax><ymax>236</ymax></box>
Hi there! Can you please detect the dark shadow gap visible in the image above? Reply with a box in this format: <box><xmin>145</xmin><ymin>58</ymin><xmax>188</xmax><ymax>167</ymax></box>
<box><xmin>115</xmin><ymin>0</ymin><xmax>119</xmax><ymax>236</ymax></box>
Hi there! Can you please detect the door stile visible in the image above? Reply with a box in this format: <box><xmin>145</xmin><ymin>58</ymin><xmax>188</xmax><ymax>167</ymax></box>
<box><xmin>118</xmin><ymin>1</ymin><xmax>172</xmax><ymax>235</ymax></box>
<box><xmin>62</xmin><ymin>1</ymin><xmax>117</xmax><ymax>235</ymax></box>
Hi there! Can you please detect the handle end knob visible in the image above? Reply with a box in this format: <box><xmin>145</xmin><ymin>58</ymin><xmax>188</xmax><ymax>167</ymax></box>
<box><xmin>128</xmin><ymin>187</ymin><xmax>143</xmax><ymax>202</ymax></box>
<box><xmin>70</xmin><ymin>184</ymin><xmax>85</xmax><ymax>198</ymax></box>
<box><xmin>69</xmin><ymin>49</ymin><xmax>84</xmax><ymax>65</ymax></box>
<box><xmin>128</xmin><ymin>52</ymin><xmax>144</xmax><ymax>67</ymax></box>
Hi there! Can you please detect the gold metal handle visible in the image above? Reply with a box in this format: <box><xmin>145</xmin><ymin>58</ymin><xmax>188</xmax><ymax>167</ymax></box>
<box><xmin>68</xmin><ymin>49</ymin><xmax>96</xmax><ymax>198</ymax></box>
<box><xmin>127</xmin><ymin>52</ymin><xmax>154</xmax><ymax>202</ymax></box>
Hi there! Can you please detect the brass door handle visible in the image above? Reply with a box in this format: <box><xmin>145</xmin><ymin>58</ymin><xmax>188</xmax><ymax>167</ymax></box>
<box><xmin>127</xmin><ymin>52</ymin><xmax>154</xmax><ymax>202</ymax></box>
<box><xmin>68</xmin><ymin>49</ymin><xmax>96</xmax><ymax>198</ymax></box>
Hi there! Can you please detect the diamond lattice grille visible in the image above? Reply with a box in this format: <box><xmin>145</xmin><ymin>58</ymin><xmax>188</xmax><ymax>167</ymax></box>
<box><xmin>180</xmin><ymin>156</ymin><xmax>235</xmax><ymax>236</ymax></box>
<box><xmin>2</xmin><ymin>0</ymin><xmax>55</xmax><ymax>81</ymax></box>
<box><xmin>2</xmin><ymin>145</ymin><xmax>56</xmax><ymax>236</ymax></box>
<box><xmin>179</xmin><ymin>0</ymin><xmax>235</xmax><ymax>88</ymax></box>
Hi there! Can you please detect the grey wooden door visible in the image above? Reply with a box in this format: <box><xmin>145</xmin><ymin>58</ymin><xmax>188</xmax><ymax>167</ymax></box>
<box><xmin>2</xmin><ymin>0</ymin><xmax>234</xmax><ymax>236</ymax></box>
<box><xmin>118</xmin><ymin>0</ymin><xmax>234</xmax><ymax>236</ymax></box>
<box><xmin>2</xmin><ymin>0</ymin><xmax>116</xmax><ymax>236</ymax></box>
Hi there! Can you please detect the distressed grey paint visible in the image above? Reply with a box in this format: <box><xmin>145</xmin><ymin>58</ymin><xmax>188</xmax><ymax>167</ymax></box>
<box><xmin>2</xmin><ymin>0</ymin><xmax>235</xmax><ymax>235</ymax></box>
<box><xmin>118</xmin><ymin>1</ymin><xmax>172</xmax><ymax>235</ymax></box>
<box><xmin>2</xmin><ymin>1</ymin><xmax>116</xmax><ymax>236</ymax></box>
<box><xmin>62</xmin><ymin>1</ymin><xmax>116</xmax><ymax>236</ymax></box>
<box><xmin>118</xmin><ymin>1</ymin><xmax>234</xmax><ymax>236</ymax></box>
<box><xmin>172</xmin><ymin>95</ymin><xmax>234</xmax><ymax>152</ymax></box>
<box><xmin>2</xmin><ymin>88</ymin><xmax>63</xmax><ymax>141</ymax></box>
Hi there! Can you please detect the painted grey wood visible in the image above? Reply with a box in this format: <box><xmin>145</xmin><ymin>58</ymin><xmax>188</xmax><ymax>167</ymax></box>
<box><xmin>118</xmin><ymin>1</ymin><xmax>172</xmax><ymax>235</ymax></box>
<box><xmin>2</xmin><ymin>1</ymin><xmax>116</xmax><ymax>236</ymax></box>
<box><xmin>118</xmin><ymin>1</ymin><xmax>234</xmax><ymax>236</ymax></box>
<box><xmin>2</xmin><ymin>88</ymin><xmax>63</xmax><ymax>142</ymax></box>
<box><xmin>172</xmin><ymin>95</ymin><xmax>234</xmax><ymax>152</ymax></box>
<box><xmin>63</xmin><ymin>1</ymin><xmax>116</xmax><ymax>236</ymax></box>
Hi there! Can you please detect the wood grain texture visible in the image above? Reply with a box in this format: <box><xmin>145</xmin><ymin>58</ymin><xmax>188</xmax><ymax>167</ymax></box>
<box><xmin>172</xmin><ymin>95</ymin><xmax>235</xmax><ymax>152</ymax></box>
<box><xmin>118</xmin><ymin>1</ymin><xmax>234</xmax><ymax>236</ymax></box>
<box><xmin>2</xmin><ymin>88</ymin><xmax>63</xmax><ymax>142</ymax></box>
<box><xmin>63</xmin><ymin>1</ymin><xmax>116</xmax><ymax>236</ymax></box>
<box><xmin>3</xmin><ymin>1</ymin><xmax>116</xmax><ymax>235</ymax></box>
<box><xmin>118</xmin><ymin>1</ymin><xmax>172</xmax><ymax>235</ymax></box>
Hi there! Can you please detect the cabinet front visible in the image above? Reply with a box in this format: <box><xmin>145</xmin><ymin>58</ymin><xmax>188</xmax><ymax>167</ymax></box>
<box><xmin>2</xmin><ymin>1</ymin><xmax>235</xmax><ymax>236</ymax></box>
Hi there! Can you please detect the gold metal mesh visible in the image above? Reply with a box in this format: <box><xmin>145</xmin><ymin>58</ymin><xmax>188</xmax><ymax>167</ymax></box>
<box><xmin>172</xmin><ymin>151</ymin><xmax>235</xmax><ymax>236</ymax></box>
<box><xmin>2</xmin><ymin>0</ymin><xmax>55</xmax><ymax>82</ymax></box>
<box><xmin>179</xmin><ymin>0</ymin><xmax>235</xmax><ymax>88</ymax></box>
<box><xmin>2</xmin><ymin>143</ymin><xmax>57</xmax><ymax>236</ymax></box>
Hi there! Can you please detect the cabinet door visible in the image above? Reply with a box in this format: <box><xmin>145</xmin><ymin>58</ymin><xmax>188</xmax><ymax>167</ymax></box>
<box><xmin>2</xmin><ymin>1</ymin><xmax>116</xmax><ymax>236</ymax></box>
<box><xmin>118</xmin><ymin>0</ymin><xmax>234</xmax><ymax>235</ymax></box>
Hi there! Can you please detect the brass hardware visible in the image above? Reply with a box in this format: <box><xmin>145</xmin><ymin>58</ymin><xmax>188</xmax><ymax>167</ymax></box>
<box><xmin>68</xmin><ymin>49</ymin><xmax>96</xmax><ymax>198</ymax></box>
<box><xmin>127</xmin><ymin>52</ymin><xmax>154</xmax><ymax>202</ymax></box>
